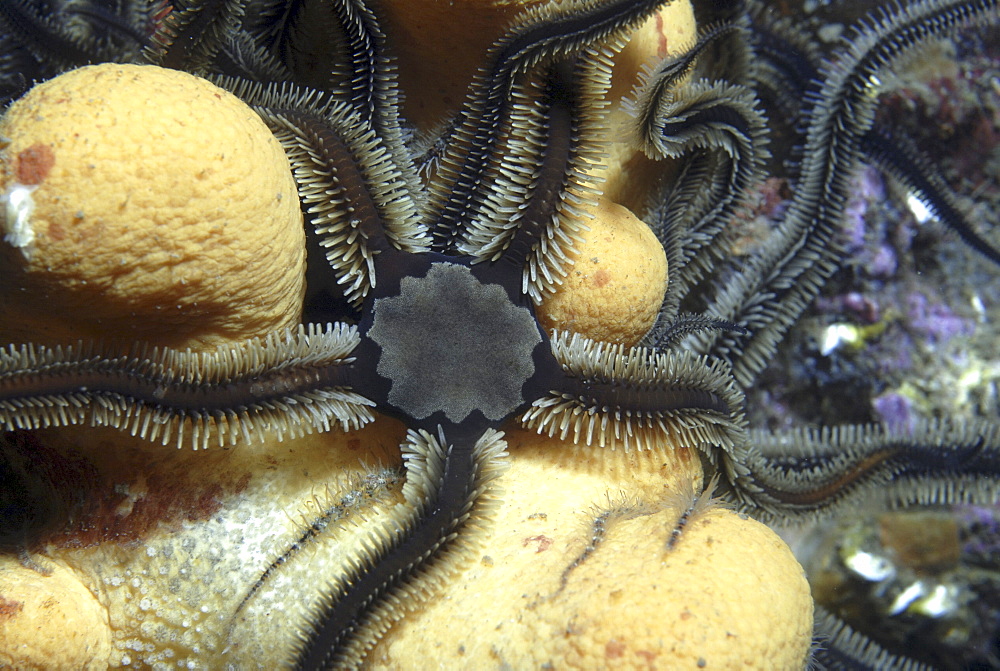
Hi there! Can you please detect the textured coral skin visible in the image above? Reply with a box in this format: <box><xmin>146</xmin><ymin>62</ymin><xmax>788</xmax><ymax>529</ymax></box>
<box><xmin>0</xmin><ymin>64</ymin><xmax>304</xmax><ymax>350</ymax></box>
<box><xmin>537</xmin><ymin>199</ymin><xmax>669</xmax><ymax>346</ymax></box>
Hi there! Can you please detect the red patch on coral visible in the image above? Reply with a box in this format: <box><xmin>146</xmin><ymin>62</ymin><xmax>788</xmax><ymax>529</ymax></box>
<box><xmin>16</xmin><ymin>143</ymin><xmax>54</xmax><ymax>185</ymax></box>
<box><xmin>605</xmin><ymin>639</ymin><xmax>626</xmax><ymax>658</ymax></box>
<box><xmin>58</xmin><ymin>457</ymin><xmax>252</xmax><ymax>548</ymax></box>
<box><xmin>655</xmin><ymin>14</ymin><xmax>668</xmax><ymax>58</ymax></box>
<box><xmin>591</xmin><ymin>268</ymin><xmax>611</xmax><ymax>288</ymax></box>
<box><xmin>47</xmin><ymin>221</ymin><xmax>66</xmax><ymax>241</ymax></box>
<box><xmin>522</xmin><ymin>535</ymin><xmax>553</xmax><ymax>553</ymax></box>
<box><xmin>0</xmin><ymin>595</ymin><xmax>24</xmax><ymax>622</ymax></box>
<box><xmin>635</xmin><ymin>649</ymin><xmax>658</xmax><ymax>665</ymax></box>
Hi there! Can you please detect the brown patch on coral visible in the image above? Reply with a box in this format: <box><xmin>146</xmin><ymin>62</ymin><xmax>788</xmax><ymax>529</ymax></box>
<box><xmin>635</xmin><ymin>649</ymin><xmax>658</xmax><ymax>665</ymax></box>
<box><xmin>0</xmin><ymin>431</ymin><xmax>254</xmax><ymax>549</ymax></box>
<box><xmin>605</xmin><ymin>639</ymin><xmax>626</xmax><ymax>658</ymax></box>
<box><xmin>57</xmin><ymin>452</ymin><xmax>253</xmax><ymax>548</ymax></box>
<box><xmin>16</xmin><ymin>143</ymin><xmax>54</xmax><ymax>185</ymax></box>
<box><xmin>654</xmin><ymin>13</ymin><xmax>669</xmax><ymax>57</ymax></box>
<box><xmin>0</xmin><ymin>595</ymin><xmax>24</xmax><ymax>622</ymax></box>
<box><xmin>591</xmin><ymin>268</ymin><xmax>611</xmax><ymax>288</ymax></box>
<box><xmin>47</xmin><ymin>220</ymin><xmax>66</xmax><ymax>241</ymax></box>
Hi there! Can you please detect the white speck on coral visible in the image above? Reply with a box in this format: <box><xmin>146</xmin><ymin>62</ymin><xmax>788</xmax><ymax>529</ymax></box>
<box><xmin>1</xmin><ymin>183</ymin><xmax>37</xmax><ymax>258</ymax></box>
<box><xmin>920</xmin><ymin>584</ymin><xmax>959</xmax><ymax>617</ymax></box>
<box><xmin>971</xmin><ymin>293</ymin><xmax>986</xmax><ymax>319</ymax></box>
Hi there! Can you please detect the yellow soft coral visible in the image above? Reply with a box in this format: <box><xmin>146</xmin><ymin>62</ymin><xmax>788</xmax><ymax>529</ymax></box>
<box><xmin>0</xmin><ymin>63</ymin><xmax>304</xmax><ymax>350</ymax></box>
<box><xmin>0</xmin><ymin>2</ymin><xmax>813</xmax><ymax>669</ymax></box>
<box><xmin>0</xmin><ymin>560</ymin><xmax>111</xmax><ymax>670</ymax></box>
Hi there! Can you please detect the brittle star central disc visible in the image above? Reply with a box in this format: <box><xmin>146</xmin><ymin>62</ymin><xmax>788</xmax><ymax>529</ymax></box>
<box><xmin>367</xmin><ymin>261</ymin><xmax>542</xmax><ymax>423</ymax></box>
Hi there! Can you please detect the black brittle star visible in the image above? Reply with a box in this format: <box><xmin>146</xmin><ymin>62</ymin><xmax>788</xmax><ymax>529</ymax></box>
<box><xmin>1</xmin><ymin>0</ymin><xmax>1000</xmax><ymax>668</ymax></box>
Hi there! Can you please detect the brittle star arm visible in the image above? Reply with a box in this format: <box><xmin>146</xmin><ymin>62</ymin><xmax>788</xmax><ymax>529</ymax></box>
<box><xmin>748</xmin><ymin>5</ymin><xmax>1000</xmax><ymax>269</ymax></box>
<box><xmin>289</xmin><ymin>426</ymin><xmax>507</xmax><ymax>669</ymax></box>
<box><xmin>145</xmin><ymin>0</ymin><xmax>248</xmax><ymax>72</ymax></box>
<box><xmin>425</xmin><ymin>0</ymin><xmax>682</xmax><ymax>253</ymax></box>
<box><xmin>0</xmin><ymin>0</ymin><xmax>151</xmax><ymax>104</ymax></box>
<box><xmin>457</xmin><ymin>53</ymin><xmax>609</xmax><ymax>303</ymax></box>
<box><xmin>860</xmin><ymin>124</ymin><xmax>1000</xmax><ymax>266</ymax></box>
<box><xmin>217</xmin><ymin>80</ymin><xmax>429</xmax><ymax>308</ymax></box>
<box><xmin>257</xmin><ymin>0</ymin><xmax>423</xmax><ymax>196</ymax></box>
<box><xmin>720</xmin><ymin>419</ymin><xmax>1000</xmax><ymax>524</ymax></box>
<box><xmin>520</xmin><ymin>330</ymin><xmax>747</xmax><ymax>454</ymax></box>
<box><xmin>0</xmin><ymin>324</ymin><xmax>374</xmax><ymax>450</ymax></box>
<box><xmin>690</xmin><ymin>0</ymin><xmax>1000</xmax><ymax>386</ymax></box>
<box><xmin>632</xmin><ymin>62</ymin><xmax>769</xmax><ymax>328</ymax></box>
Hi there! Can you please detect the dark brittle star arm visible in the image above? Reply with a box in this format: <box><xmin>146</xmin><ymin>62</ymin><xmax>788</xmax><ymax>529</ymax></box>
<box><xmin>692</xmin><ymin>0</ymin><xmax>1000</xmax><ymax>386</ymax></box>
<box><xmin>748</xmin><ymin>5</ymin><xmax>1000</xmax><ymax>269</ymax></box>
<box><xmin>0</xmin><ymin>0</ymin><xmax>126</xmax><ymax>69</ymax></box>
<box><xmin>520</xmin><ymin>329</ymin><xmax>747</xmax><ymax>454</ymax></box>
<box><xmin>0</xmin><ymin>0</ymin><xmax>152</xmax><ymax>103</ymax></box>
<box><xmin>861</xmin><ymin>124</ymin><xmax>1000</xmax><ymax>267</ymax></box>
<box><xmin>426</xmin><ymin>0</ymin><xmax>682</xmax><ymax>252</ymax></box>
<box><xmin>0</xmin><ymin>324</ymin><xmax>374</xmax><ymax>450</ymax></box>
<box><xmin>636</xmin><ymin>72</ymin><xmax>769</xmax><ymax>327</ymax></box>
<box><xmin>289</xmin><ymin>426</ymin><xmax>507</xmax><ymax>669</ymax></box>
<box><xmin>145</xmin><ymin>0</ymin><xmax>248</xmax><ymax>73</ymax></box>
<box><xmin>459</xmin><ymin>53</ymin><xmax>609</xmax><ymax>303</ymax></box>
<box><xmin>215</xmin><ymin>79</ymin><xmax>428</xmax><ymax>308</ymax></box>
<box><xmin>720</xmin><ymin>419</ymin><xmax>1000</xmax><ymax>524</ymax></box>
<box><xmin>261</xmin><ymin>0</ymin><xmax>423</xmax><ymax>196</ymax></box>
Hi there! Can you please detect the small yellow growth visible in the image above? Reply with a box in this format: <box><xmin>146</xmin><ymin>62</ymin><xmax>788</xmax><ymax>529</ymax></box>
<box><xmin>0</xmin><ymin>560</ymin><xmax>111</xmax><ymax>670</ymax></box>
<box><xmin>538</xmin><ymin>198</ymin><xmax>667</xmax><ymax>346</ymax></box>
<box><xmin>0</xmin><ymin>63</ymin><xmax>304</xmax><ymax>350</ymax></box>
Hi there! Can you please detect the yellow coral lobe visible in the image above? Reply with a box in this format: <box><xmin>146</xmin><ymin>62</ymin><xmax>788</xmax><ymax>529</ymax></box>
<box><xmin>369</xmin><ymin>431</ymin><xmax>812</xmax><ymax>669</ymax></box>
<box><xmin>0</xmin><ymin>63</ymin><xmax>304</xmax><ymax>350</ymax></box>
<box><xmin>549</xmin><ymin>510</ymin><xmax>812</xmax><ymax>670</ymax></box>
<box><xmin>538</xmin><ymin>198</ymin><xmax>668</xmax><ymax>346</ymax></box>
<box><xmin>0</xmin><ymin>560</ymin><xmax>111</xmax><ymax>670</ymax></box>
